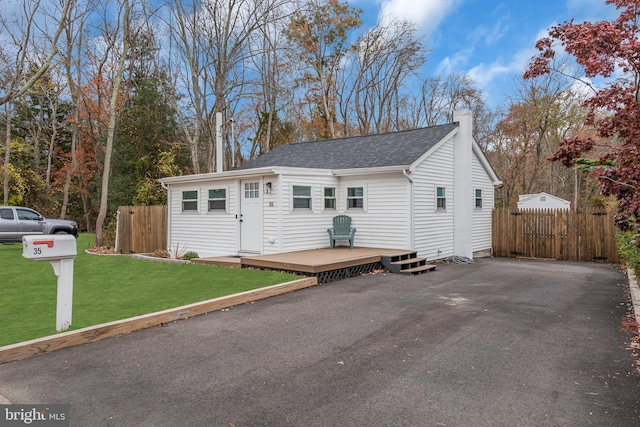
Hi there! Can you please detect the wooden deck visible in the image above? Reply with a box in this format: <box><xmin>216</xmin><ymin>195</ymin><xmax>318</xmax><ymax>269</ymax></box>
<box><xmin>193</xmin><ymin>247</ymin><xmax>414</xmax><ymax>281</ymax></box>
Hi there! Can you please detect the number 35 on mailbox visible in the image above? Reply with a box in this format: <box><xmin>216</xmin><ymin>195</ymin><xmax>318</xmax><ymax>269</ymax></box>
<box><xmin>22</xmin><ymin>235</ymin><xmax>77</xmax><ymax>332</ymax></box>
<box><xmin>23</xmin><ymin>234</ymin><xmax>77</xmax><ymax>261</ymax></box>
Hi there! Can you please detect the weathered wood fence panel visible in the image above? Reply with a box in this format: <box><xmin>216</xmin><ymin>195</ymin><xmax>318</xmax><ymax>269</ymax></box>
<box><xmin>492</xmin><ymin>208</ymin><xmax>620</xmax><ymax>263</ymax></box>
<box><xmin>116</xmin><ymin>206</ymin><xmax>167</xmax><ymax>254</ymax></box>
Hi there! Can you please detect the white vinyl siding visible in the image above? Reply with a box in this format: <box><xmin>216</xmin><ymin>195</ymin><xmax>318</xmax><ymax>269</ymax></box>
<box><xmin>264</xmin><ymin>172</ymin><xmax>409</xmax><ymax>253</ymax></box>
<box><xmin>413</xmin><ymin>137</ymin><xmax>456</xmax><ymax>260</ymax></box>
<box><xmin>338</xmin><ymin>175</ymin><xmax>409</xmax><ymax>250</ymax></box>
<box><xmin>268</xmin><ymin>173</ymin><xmax>338</xmax><ymax>253</ymax></box>
<box><xmin>262</xmin><ymin>175</ymin><xmax>279</xmax><ymax>254</ymax></box>
<box><xmin>471</xmin><ymin>152</ymin><xmax>494</xmax><ymax>253</ymax></box>
<box><xmin>164</xmin><ymin>142</ymin><xmax>496</xmax><ymax>259</ymax></box>
<box><xmin>168</xmin><ymin>182</ymin><xmax>237</xmax><ymax>257</ymax></box>
<box><xmin>517</xmin><ymin>193</ymin><xmax>571</xmax><ymax>210</ymax></box>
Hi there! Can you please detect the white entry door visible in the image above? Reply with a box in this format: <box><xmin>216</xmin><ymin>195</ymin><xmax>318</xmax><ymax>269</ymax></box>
<box><xmin>240</xmin><ymin>180</ymin><xmax>263</xmax><ymax>253</ymax></box>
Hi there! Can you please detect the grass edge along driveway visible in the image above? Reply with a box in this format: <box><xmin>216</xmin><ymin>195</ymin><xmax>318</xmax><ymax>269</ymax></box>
<box><xmin>0</xmin><ymin>234</ymin><xmax>301</xmax><ymax>346</ymax></box>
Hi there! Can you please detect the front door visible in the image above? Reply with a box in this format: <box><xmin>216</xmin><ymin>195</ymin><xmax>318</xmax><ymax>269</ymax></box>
<box><xmin>240</xmin><ymin>180</ymin><xmax>263</xmax><ymax>253</ymax></box>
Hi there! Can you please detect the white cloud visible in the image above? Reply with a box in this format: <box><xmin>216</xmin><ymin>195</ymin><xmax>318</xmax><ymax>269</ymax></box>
<box><xmin>468</xmin><ymin>62</ymin><xmax>511</xmax><ymax>89</ymax></box>
<box><xmin>378</xmin><ymin>0</ymin><xmax>464</xmax><ymax>34</ymax></box>
<box><xmin>466</xmin><ymin>13</ymin><xmax>510</xmax><ymax>47</ymax></box>
<box><xmin>436</xmin><ymin>48</ymin><xmax>473</xmax><ymax>75</ymax></box>
<box><xmin>566</xmin><ymin>0</ymin><xmax>612</xmax><ymax>12</ymax></box>
<box><xmin>566</xmin><ymin>0</ymin><xmax>604</xmax><ymax>8</ymax></box>
<box><xmin>569</xmin><ymin>76</ymin><xmax>596</xmax><ymax>99</ymax></box>
<box><xmin>565</xmin><ymin>0</ymin><xmax>620</xmax><ymax>21</ymax></box>
<box><xmin>468</xmin><ymin>45</ymin><xmax>537</xmax><ymax>89</ymax></box>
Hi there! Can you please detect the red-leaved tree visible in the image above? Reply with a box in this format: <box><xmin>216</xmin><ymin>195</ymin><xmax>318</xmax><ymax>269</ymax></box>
<box><xmin>524</xmin><ymin>0</ymin><xmax>640</xmax><ymax>232</ymax></box>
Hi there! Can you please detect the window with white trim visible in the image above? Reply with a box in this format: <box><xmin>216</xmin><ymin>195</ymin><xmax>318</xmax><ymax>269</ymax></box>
<box><xmin>293</xmin><ymin>185</ymin><xmax>311</xmax><ymax>209</ymax></box>
<box><xmin>244</xmin><ymin>182</ymin><xmax>259</xmax><ymax>198</ymax></box>
<box><xmin>347</xmin><ymin>187</ymin><xmax>364</xmax><ymax>209</ymax></box>
<box><xmin>436</xmin><ymin>187</ymin><xmax>446</xmax><ymax>210</ymax></box>
<box><xmin>208</xmin><ymin>188</ymin><xmax>226</xmax><ymax>211</ymax></box>
<box><xmin>475</xmin><ymin>188</ymin><xmax>483</xmax><ymax>209</ymax></box>
<box><xmin>324</xmin><ymin>187</ymin><xmax>336</xmax><ymax>209</ymax></box>
<box><xmin>182</xmin><ymin>190</ymin><xmax>198</xmax><ymax>211</ymax></box>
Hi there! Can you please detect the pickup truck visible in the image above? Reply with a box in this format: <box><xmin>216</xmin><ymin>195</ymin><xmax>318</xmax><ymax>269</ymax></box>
<box><xmin>0</xmin><ymin>206</ymin><xmax>78</xmax><ymax>243</ymax></box>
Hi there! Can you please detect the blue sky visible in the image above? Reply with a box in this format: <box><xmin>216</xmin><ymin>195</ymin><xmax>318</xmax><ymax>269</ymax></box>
<box><xmin>351</xmin><ymin>0</ymin><xmax>619</xmax><ymax>108</ymax></box>
<box><xmin>0</xmin><ymin>0</ymin><xmax>620</xmax><ymax>110</ymax></box>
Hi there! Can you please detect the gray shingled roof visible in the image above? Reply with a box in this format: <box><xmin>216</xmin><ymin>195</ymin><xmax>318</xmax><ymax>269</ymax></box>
<box><xmin>235</xmin><ymin>123</ymin><xmax>458</xmax><ymax>171</ymax></box>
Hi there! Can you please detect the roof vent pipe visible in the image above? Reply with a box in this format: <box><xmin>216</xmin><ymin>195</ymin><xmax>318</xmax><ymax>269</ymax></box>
<box><xmin>216</xmin><ymin>112</ymin><xmax>223</xmax><ymax>173</ymax></box>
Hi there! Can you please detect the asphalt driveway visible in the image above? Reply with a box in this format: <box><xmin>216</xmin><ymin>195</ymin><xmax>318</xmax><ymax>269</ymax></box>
<box><xmin>0</xmin><ymin>257</ymin><xmax>638</xmax><ymax>426</ymax></box>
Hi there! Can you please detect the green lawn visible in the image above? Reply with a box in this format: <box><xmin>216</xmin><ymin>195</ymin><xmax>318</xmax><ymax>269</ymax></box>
<box><xmin>0</xmin><ymin>234</ymin><xmax>301</xmax><ymax>346</ymax></box>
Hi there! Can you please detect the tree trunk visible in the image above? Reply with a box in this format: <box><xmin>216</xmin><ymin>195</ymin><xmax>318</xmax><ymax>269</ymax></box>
<box><xmin>61</xmin><ymin>100</ymin><xmax>79</xmax><ymax>219</ymax></box>
<box><xmin>95</xmin><ymin>0</ymin><xmax>130</xmax><ymax>246</ymax></box>
<box><xmin>46</xmin><ymin>100</ymin><xmax>58</xmax><ymax>187</ymax></box>
<box><xmin>319</xmin><ymin>71</ymin><xmax>335</xmax><ymax>139</ymax></box>
<box><xmin>3</xmin><ymin>102</ymin><xmax>11</xmax><ymax>204</ymax></box>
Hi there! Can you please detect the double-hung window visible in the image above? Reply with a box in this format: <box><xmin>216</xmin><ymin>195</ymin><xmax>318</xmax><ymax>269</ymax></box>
<box><xmin>208</xmin><ymin>189</ymin><xmax>226</xmax><ymax>211</ymax></box>
<box><xmin>182</xmin><ymin>190</ymin><xmax>198</xmax><ymax>212</ymax></box>
<box><xmin>347</xmin><ymin>187</ymin><xmax>364</xmax><ymax>209</ymax></box>
<box><xmin>475</xmin><ymin>189</ymin><xmax>483</xmax><ymax>209</ymax></box>
<box><xmin>324</xmin><ymin>187</ymin><xmax>336</xmax><ymax>210</ymax></box>
<box><xmin>293</xmin><ymin>185</ymin><xmax>311</xmax><ymax>209</ymax></box>
<box><xmin>436</xmin><ymin>187</ymin><xmax>446</xmax><ymax>210</ymax></box>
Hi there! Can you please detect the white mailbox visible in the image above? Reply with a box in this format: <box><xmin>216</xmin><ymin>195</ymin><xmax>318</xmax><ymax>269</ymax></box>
<box><xmin>22</xmin><ymin>234</ymin><xmax>77</xmax><ymax>332</ymax></box>
<box><xmin>23</xmin><ymin>235</ymin><xmax>77</xmax><ymax>261</ymax></box>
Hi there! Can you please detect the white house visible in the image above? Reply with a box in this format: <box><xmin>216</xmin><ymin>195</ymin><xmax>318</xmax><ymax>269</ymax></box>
<box><xmin>159</xmin><ymin>110</ymin><xmax>502</xmax><ymax>261</ymax></box>
<box><xmin>517</xmin><ymin>192</ymin><xmax>571</xmax><ymax>210</ymax></box>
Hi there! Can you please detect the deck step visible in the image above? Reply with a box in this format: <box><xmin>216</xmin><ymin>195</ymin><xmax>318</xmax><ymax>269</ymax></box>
<box><xmin>391</xmin><ymin>257</ymin><xmax>427</xmax><ymax>266</ymax></box>
<box><xmin>380</xmin><ymin>251</ymin><xmax>436</xmax><ymax>276</ymax></box>
<box><xmin>400</xmin><ymin>264</ymin><xmax>437</xmax><ymax>274</ymax></box>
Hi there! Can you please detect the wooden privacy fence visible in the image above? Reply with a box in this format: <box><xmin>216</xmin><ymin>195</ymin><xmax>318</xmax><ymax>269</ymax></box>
<box><xmin>116</xmin><ymin>205</ymin><xmax>167</xmax><ymax>254</ymax></box>
<box><xmin>492</xmin><ymin>208</ymin><xmax>620</xmax><ymax>263</ymax></box>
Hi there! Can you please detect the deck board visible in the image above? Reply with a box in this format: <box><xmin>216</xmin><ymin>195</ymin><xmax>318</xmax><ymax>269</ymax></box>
<box><xmin>195</xmin><ymin>247</ymin><xmax>413</xmax><ymax>274</ymax></box>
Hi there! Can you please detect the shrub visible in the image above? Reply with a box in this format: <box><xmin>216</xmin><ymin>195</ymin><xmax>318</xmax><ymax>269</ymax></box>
<box><xmin>182</xmin><ymin>251</ymin><xmax>199</xmax><ymax>261</ymax></box>
<box><xmin>152</xmin><ymin>249</ymin><xmax>169</xmax><ymax>258</ymax></box>
<box><xmin>617</xmin><ymin>231</ymin><xmax>640</xmax><ymax>273</ymax></box>
<box><xmin>169</xmin><ymin>242</ymin><xmax>188</xmax><ymax>259</ymax></box>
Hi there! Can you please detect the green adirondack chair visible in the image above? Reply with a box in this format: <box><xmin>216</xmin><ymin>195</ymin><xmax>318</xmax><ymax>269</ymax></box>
<box><xmin>327</xmin><ymin>215</ymin><xmax>356</xmax><ymax>249</ymax></box>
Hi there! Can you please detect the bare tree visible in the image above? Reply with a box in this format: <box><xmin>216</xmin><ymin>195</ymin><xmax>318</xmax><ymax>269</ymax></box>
<box><xmin>0</xmin><ymin>0</ymin><xmax>75</xmax><ymax>203</ymax></box>
<box><xmin>166</xmin><ymin>0</ymin><xmax>289</xmax><ymax>172</ymax></box>
<box><xmin>247</xmin><ymin>0</ymin><xmax>295</xmax><ymax>156</ymax></box>
<box><xmin>203</xmin><ymin>0</ymin><xmax>291</xmax><ymax>171</ymax></box>
<box><xmin>2</xmin><ymin>101</ymin><xmax>10</xmax><ymax>204</ymax></box>
<box><xmin>0</xmin><ymin>0</ymin><xmax>74</xmax><ymax>107</ymax></box>
<box><xmin>165</xmin><ymin>0</ymin><xmax>209</xmax><ymax>174</ymax></box>
<box><xmin>59</xmin><ymin>1</ymin><xmax>93</xmax><ymax>219</ymax></box>
<box><xmin>411</xmin><ymin>73</ymin><xmax>484</xmax><ymax>127</ymax></box>
<box><xmin>284</xmin><ymin>0</ymin><xmax>362</xmax><ymax>140</ymax></box>
<box><xmin>486</xmin><ymin>72</ymin><xmax>593</xmax><ymax>207</ymax></box>
<box><xmin>350</xmin><ymin>18</ymin><xmax>425</xmax><ymax>134</ymax></box>
<box><xmin>95</xmin><ymin>0</ymin><xmax>131</xmax><ymax>246</ymax></box>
